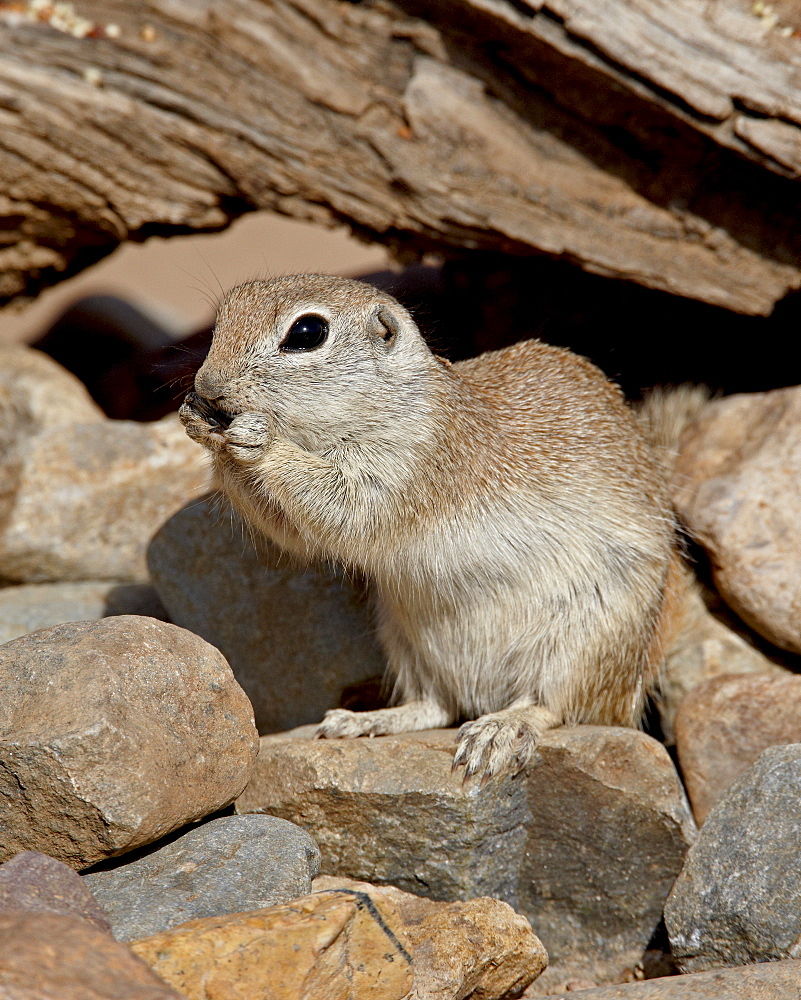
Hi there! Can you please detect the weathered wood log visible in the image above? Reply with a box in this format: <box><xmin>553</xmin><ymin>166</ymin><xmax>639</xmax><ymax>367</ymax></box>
<box><xmin>2</xmin><ymin>0</ymin><xmax>801</xmax><ymax>316</ymax></box>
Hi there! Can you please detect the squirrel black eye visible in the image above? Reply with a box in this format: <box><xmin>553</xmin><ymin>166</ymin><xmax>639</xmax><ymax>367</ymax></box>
<box><xmin>280</xmin><ymin>314</ymin><xmax>329</xmax><ymax>352</ymax></box>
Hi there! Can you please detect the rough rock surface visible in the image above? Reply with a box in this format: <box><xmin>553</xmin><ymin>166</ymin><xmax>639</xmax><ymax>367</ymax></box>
<box><xmin>0</xmin><ymin>911</ymin><xmax>182</xmax><ymax>999</ymax></box>
<box><xmin>676</xmin><ymin>673</ymin><xmax>801</xmax><ymax>823</ymax></box>
<box><xmin>131</xmin><ymin>888</ymin><xmax>414</xmax><ymax>1000</ymax></box>
<box><xmin>237</xmin><ymin>725</ymin><xmax>695</xmax><ymax>980</ymax></box>
<box><xmin>674</xmin><ymin>387</ymin><xmax>801</xmax><ymax>654</ymax></box>
<box><xmin>537</xmin><ymin>959</ymin><xmax>801</xmax><ymax>998</ymax></box>
<box><xmin>148</xmin><ymin>495</ymin><xmax>385</xmax><ymax>733</ymax></box>
<box><xmin>0</xmin><ymin>580</ymin><xmax>167</xmax><ymax>645</ymax></box>
<box><xmin>659</xmin><ymin>586</ymin><xmax>788</xmax><ymax>744</ymax></box>
<box><xmin>665</xmin><ymin>744</ymin><xmax>801</xmax><ymax>972</ymax></box>
<box><xmin>314</xmin><ymin>874</ymin><xmax>548</xmax><ymax>1000</ymax></box>
<box><xmin>0</xmin><ymin>850</ymin><xmax>111</xmax><ymax>933</ymax></box>
<box><xmin>84</xmin><ymin>814</ymin><xmax>321</xmax><ymax>941</ymax></box>
<box><xmin>0</xmin><ymin>413</ymin><xmax>211</xmax><ymax>583</ymax></box>
<box><xmin>0</xmin><ymin>616</ymin><xmax>259</xmax><ymax>868</ymax></box>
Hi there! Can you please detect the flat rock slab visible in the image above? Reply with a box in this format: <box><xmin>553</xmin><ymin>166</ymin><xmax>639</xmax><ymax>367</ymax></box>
<box><xmin>237</xmin><ymin>725</ymin><xmax>696</xmax><ymax>980</ymax></box>
<box><xmin>0</xmin><ymin>911</ymin><xmax>182</xmax><ymax>1000</ymax></box>
<box><xmin>0</xmin><ymin>616</ymin><xmax>259</xmax><ymax>868</ymax></box>
<box><xmin>131</xmin><ymin>888</ymin><xmax>414</xmax><ymax>1000</ymax></box>
<box><xmin>539</xmin><ymin>959</ymin><xmax>801</xmax><ymax>998</ymax></box>
<box><xmin>665</xmin><ymin>744</ymin><xmax>801</xmax><ymax>972</ymax></box>
<box><xmin>0</xmin><ymin>580</ymin><xmax>167</xmax><ymax>645</ymax></box>
<box><xmin>0</xmin><ymin>850</ymin><xmax>111</xmax><ymax>933</ymax></box>
<box><xmin>676</xmin><ymin>673</ymin><xmax>801</xmax><ymax>823</ymax></box>
<box><xmin>148</xmin><ymin>495</ymin><xmax>385</xmax><ymax>734</ymax></box>
<box><xmin>314</xmin><ymin>875</ymin><xmax>548</xmax><ymax>1000</ymax></box>
<box><xmin>674</xmin><ymin>386</ymin><xmax>801</xmax><ymax>654</ymax></box>
<box><xmin>84</xmin><ymin>814</ymin><xmax>321</xmax><ymax>941</ymax></box>
<box><xmin>0</xmin><ymin>413</ymin><xmax>211</xmax><ymax>583</ymax></box>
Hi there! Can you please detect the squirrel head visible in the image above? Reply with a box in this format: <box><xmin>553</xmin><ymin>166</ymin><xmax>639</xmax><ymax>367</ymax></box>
<box><xmin>190</xmin><ymin>274</ymin><xmax>441</xmax><ymax>453</ymax></box>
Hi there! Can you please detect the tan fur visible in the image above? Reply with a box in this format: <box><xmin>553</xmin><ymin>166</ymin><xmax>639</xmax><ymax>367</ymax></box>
<box><xmin>180</xmin><ymin>274</ymin><xmax>695</xmax><ymax>777</ymax></box>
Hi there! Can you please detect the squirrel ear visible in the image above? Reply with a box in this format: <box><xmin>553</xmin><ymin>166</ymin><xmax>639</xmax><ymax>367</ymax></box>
<box><xmin>368</xmin><ymin>306</ymin><xmax>401</xmax><ymax>346</ymax></box>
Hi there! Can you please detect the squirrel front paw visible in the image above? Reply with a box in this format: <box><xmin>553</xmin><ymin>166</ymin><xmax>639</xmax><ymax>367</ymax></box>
<box><xmin>179</xmin><ymin>396</ymin><xmax>228</xmax><ymax>454</ymax></box>
<box><xmin>316</xmin><ymin>708</ymin><xmax>393</xmax><ymax>738</ymax></box>
<box><xmin>224</xmin><ymin>412</ymin><xmax>275</xmax><ymax>463</ymax></box>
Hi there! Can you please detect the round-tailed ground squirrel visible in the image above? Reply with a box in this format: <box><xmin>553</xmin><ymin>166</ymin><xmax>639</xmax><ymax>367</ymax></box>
<box><xmin>180</xmin><ymin>274</ymin><xmax>692</xmax><ymax>778</ymax></box>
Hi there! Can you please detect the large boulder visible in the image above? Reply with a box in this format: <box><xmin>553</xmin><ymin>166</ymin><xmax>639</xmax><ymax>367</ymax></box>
<box><xmin>665</xmin><ymin>744</ymin><xmax>801</xmax><ymax>972</ymax></box>
<box><xmin>148</xmin><ymin>495</ymin><xmax>386</xmax><ymax>734</ymax></box>
<box><xmin>0</xmin><ymin>616</ymin><xmax>259</xmax><ymax>868</ymax></box>
<box><xmin>674</xmin><ymin>386</ymin><xmax>801</xmax><ymax>654</ymax></box>
<box><xmin>236</xmin><ymin>725</ymin><xmax>696</xmax><ymax>982</ymax></box>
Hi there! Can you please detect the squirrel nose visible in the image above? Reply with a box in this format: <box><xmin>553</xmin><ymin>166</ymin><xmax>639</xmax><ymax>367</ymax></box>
<box><xmin>194</xmin><ymin>367</ymin><xmax>227</xmax><ymax>401</ymax></box>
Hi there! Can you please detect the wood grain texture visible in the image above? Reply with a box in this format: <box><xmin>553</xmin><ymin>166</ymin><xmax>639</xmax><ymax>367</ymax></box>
<box><xmin>2</xmin><ymin>0</ymin><xmax>801</xmax><ymax>315</ymax></box>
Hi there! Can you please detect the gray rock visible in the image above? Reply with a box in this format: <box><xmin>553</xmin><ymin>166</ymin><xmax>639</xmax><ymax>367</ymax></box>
<box><xmin>535</xmin><ymin>959</ymin><xmax>801</xmax><ymax>998</ymax></box>
<box><xmin>83</xmin><ymin>814</ymin><xmax>321</xmax><ymax>941</ymax></box>
<box><xmin>0</xmin><ymin>616</ymin><xmax>259</xmax><ymax>868</ymax></box>
<box><xmin>0</xmin><ymin>580</ymin><xmax>167</xmax><ymax>645</ymax></box>
<box><xmin>665</xmin><ymin>744</ymin><xmax>801</xmax><ymax>972</ymax></box>
<box><xmin>237</xmin><ymin>725</ymin><xmax>695</xmax><ymax>981</ymax></box>
<box><xmin>0</xmin><ymin>413</ymin><xmax>211</xmax><ymax>583</ymax></box>
<box><xmin>147</xmin><ymin>495</ymin><xmax>385</xmax><ymax>734</ymax></box>
<box><xmin>0</xmin><ymin>850</ymin><xmax>111</xmax><ymax>933</ymax></box>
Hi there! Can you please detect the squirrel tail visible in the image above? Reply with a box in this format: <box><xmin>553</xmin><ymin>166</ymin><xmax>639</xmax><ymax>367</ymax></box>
<box><xmin>634</xmin><ymin>385</ymin><xmax>712</xmax><ymax>687</ymax></box>
<box><xmin>633</xmin><ymin>384</ymin><xmax>711</xmax><ymax>483</ymax></box>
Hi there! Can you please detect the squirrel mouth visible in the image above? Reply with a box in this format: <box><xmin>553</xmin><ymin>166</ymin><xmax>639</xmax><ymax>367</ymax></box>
<box><xmin>184</xmin><ymin>390</ymin><xmax>237</xmax><ymax>430</ymax></box>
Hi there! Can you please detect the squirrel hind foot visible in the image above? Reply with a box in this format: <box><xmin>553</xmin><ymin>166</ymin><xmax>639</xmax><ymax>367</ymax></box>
<box><xmin>453</xmin><ymin>704</ymin><xmax>561</xmax><ymax>781</ymax></box>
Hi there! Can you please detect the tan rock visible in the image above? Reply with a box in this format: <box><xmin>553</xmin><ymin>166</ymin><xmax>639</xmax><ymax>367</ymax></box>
<box><xmin>0</xmin><ymin>413</ymin><xmax>211</xmax><ymax>583</ymax></box>
<box><xmin>0</xmin><ymin>850</ymin><xmax>112</xmax><ymax>933</ymax></box>
<box><xmin>0</xmin><ymin>911</ymin><xmax>182</xmax><ymax>999</ymax></box>
<box><xmin>0</xmin><ymin>616</ymin><xmax>259</xmax><ymax>868</ymax></box>
<box><xmin>148</xmin><ymin>495</ymin><xmax>385</xmax><ymax>734</ymax></box>
<box><xmin>131</xmin><ymin>888</ymin><xmax>414</xmax><ymax>1000</ymax></box>
<box><xmin>674</xmin><ymin>387</ymin><xmax>801</xmax><ymax>654</ymax></box>
<box><xmin>675</xmin><ymin>672</ymin><xmax>801</xmax><ymax>824</ymax></box>
<box><xmin>237</xmin><ymin>725</ymin><xmax>695</xmax><ymax>981</ymax></box>
<box><xmin>536</xmin><ymin>958</ymin><xmax>801</xmax><ymax>998</ymax></box>
<box><xmin>659</xmin><ymin>585</ymin><xmax>787</xmax><ymax>744</ymax></box>
<box><xmin>313</xmin><ymin>874</ymin><xmax>548</xmax><ymax>1000</ymax></box>
<box><xmin>0</xmin><ymin>344</ymin><xmax>105</xmax><ymax>539</ymax></box>
<box><xmin>0</xmin><ymin>344</ymin><xmax>103</xmax><ymax>443</ymax></box>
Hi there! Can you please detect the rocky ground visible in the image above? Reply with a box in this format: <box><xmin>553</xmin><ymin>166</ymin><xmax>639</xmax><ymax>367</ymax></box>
<box><xmin>2</xmin><ymin>339</ymin><xmax>801</xmax><ymax>999</ymax></box>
